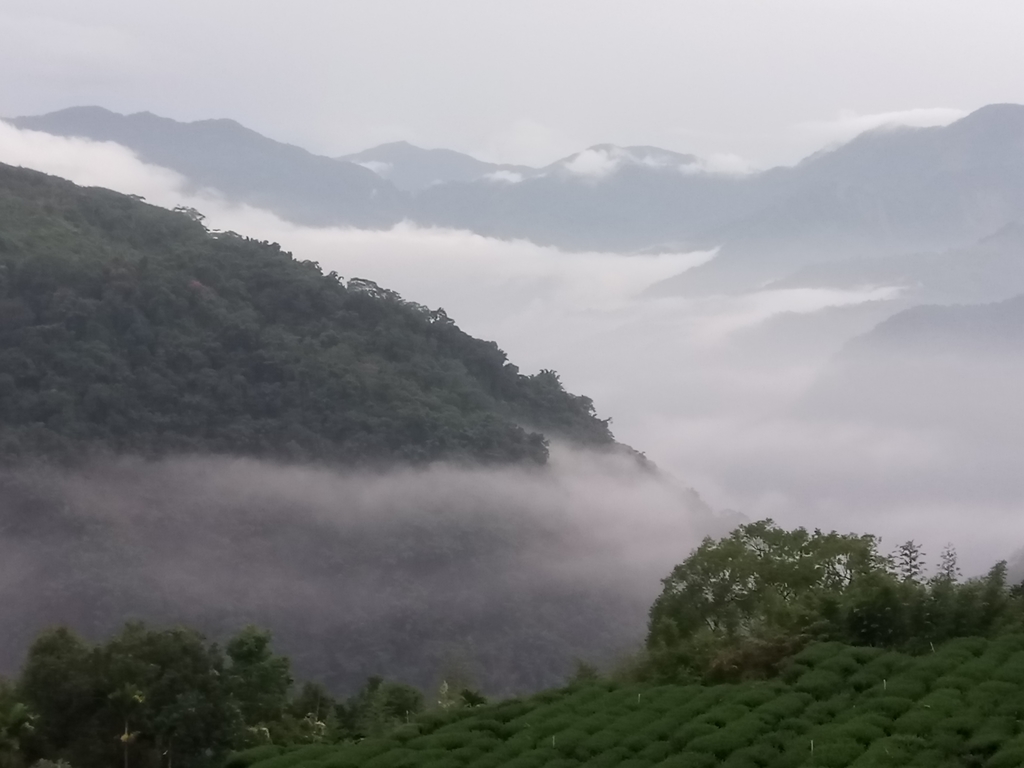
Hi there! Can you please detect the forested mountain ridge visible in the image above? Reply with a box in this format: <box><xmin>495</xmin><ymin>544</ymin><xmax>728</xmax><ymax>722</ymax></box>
<box><xmin>0</xmin><ymin>161</ymin><xmax>614</xmax><ymax>465</ymax></box>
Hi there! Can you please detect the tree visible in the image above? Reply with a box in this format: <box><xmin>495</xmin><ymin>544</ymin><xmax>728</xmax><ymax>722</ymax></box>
<box><xmin>0</xmin><ymin>682</ymin><xmax>33</xmax><ymax>768</ymax></box>
<box><xmin>937</xmin><ymin>544</ymin><xmax>960</xmax><ymax>583</ymax></box>
<box><xmin>648</xmin><ymin>520</ymin><xmax>885</xmax><ymax>649</ymax></box>
<box><xmin>16</xmin><ymin>628</ymin><xmax>93</xmax><ymax>764</ymax></box>
<box><xmin>895</xmin><ymin>541</ymin><xmax>925</xmax><ymax>583</ymax></box>
<box><xmin>341</xmin><ymin>678</ymin><xmax>424</xmax><ymax>738</ymax></box>
<box><xmin>225</xmin><ymin>628</ymin><xmax>291</xmax><ymax>728</ymax></box>
<box><xmin>18</xmin><ymin>624</ymin><xmax>241</xmax><ymax>768</ymax></box>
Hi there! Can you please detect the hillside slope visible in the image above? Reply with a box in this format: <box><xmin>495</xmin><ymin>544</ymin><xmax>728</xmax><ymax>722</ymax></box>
<box><xmin>234</xmin><ymin>634</ymin><xmax>1024</xmax><ymax>768</ymax></box>
<box><xmin>0</xmin><ymin>162</ymin><xmax>715</xmax><ymax>696</ymax></box>
<box><xmin>0</xmin><ymin>161</ymin><xmax>613</xmax><ymax>464</ymax></box>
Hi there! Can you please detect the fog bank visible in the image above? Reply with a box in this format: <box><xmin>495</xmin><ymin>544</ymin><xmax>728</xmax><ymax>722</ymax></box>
<box><xmin>0</xmin><ymin>447</ymin><xmax>726</xmax><ymax>694</ymax></box>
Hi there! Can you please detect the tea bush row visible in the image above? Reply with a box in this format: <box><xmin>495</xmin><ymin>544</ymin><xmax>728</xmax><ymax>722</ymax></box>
<box><xmin>245</xmin><ymin>634</ymin><xmax>1024</xmax><ymax>768</ymax></box>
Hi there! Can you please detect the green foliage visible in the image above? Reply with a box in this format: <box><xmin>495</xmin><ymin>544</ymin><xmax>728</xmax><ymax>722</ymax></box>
<box><xmin>0</xmin><ymin>163</ymin><xmax>614</xmax><ymax>466</ymax></box>
<box><xmin>17</xmin><ymin>623</ymin><xmax>247</xmax><ymax>768</ymax></box>
<box><xmin>235</xmin><ymin>632</ymin><xmax>1024</xmax><ymax>767</ymax></box>
<box><xmin>0</xmin><ymin>680</ymin><xmax>34</xmax><ymax>768</ymax></box>
<box><xmin>8</xmin><ymin>622</ymin><xmax>340</xmax><ymax>768</ymax></box>
<box><xmin>339</xmin><ymin>677</ymin><xmax>424</xmax><ymax>739</ymax></box>
<box><xmin>226</xmin><ymin>627</ymin><xmax>293</xmax><ymax>728</ymax></box>
<box><xmin>645</xmin><ymin>521</ymin><xmax>1024</xmax><ymax>683</ymax></box>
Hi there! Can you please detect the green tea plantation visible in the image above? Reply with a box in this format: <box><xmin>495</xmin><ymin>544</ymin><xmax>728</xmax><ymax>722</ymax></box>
<box><xmin>229</xmin><ymin>634</ymin><xmax>1024</xmax><ymax>768</ymax></box>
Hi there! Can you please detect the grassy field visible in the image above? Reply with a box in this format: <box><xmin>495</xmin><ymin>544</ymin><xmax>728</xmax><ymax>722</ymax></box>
<box><xmin>228</xmin><ymin>633</ymin><xmax>1024</xmax><ymax>768</ymax></box>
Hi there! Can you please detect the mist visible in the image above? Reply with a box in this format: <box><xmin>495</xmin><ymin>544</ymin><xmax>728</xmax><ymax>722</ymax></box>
<box><xmin>3</xmin><ymin>119</ymin><xmax>1023</xmax><ymax>682</ymax></box>
<box><xmin>0</xmin><ymin>446</ymin><xmax>726</xmax><ymax>695</ymax></box>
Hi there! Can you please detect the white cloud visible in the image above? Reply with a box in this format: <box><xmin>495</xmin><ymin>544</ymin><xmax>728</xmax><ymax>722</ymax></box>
<box><xmin>635</xmin><ymin>153</ymin><xmax>671</xmax><ymax>168</ymax></box>
<box><xmin>0</xmin><ymin>119</ymin><xmax>189</xmax><ymax>201</ymax></box>
<box><xmin>562</xmin><ymin>146</ymin><xmax>740</xmax><ymax>179</ymax></box>
<box><xmin>482</xmin><ymin>169</ymin><xmax>524</xmax><ymax>183</ymax></box>
<box><xmin>355</xmin><ymin>159</ymin><xmax>392</xmax><ymax>176</ymax></box>
<box><xmin>679</xmin><ymin>152</ymin><xmax>754</xmax><ymax>176</ymax></box>
<box><xmin>561</xmin><ymin>147</ymin><xmax>622</xmax><ymax>178</ymax></box>
<box><xmin>797</xmin><ymin>107</ymin><xmax>968</xmax><ymax>145</ymax></box>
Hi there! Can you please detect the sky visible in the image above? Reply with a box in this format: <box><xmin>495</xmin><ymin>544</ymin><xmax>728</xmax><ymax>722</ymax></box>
<box><xmin>3</xmin><ymin>0</ymin><xmax>1024</xmax><ymax>166</ymax></box>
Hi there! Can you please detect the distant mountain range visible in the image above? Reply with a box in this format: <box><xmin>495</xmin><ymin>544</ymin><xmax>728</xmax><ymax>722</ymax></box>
<box><xmin>771</xmin><ymin>220</ymin><xmax>1024</xmax><ymax>306</ymax></box>
<box><xmin>8</xmin><ymin>104</ymin><xmax>1024</xmax><ymax>297</ymax></box>
<box><xmin>339</xmin><ymin>140</ymin><xmax>534</xmax><ymax>192</ymax></box>
<box><xmin>8</xmin><ymin>107</ymin><xmax>406</xmax><ymax>228</ymax></box>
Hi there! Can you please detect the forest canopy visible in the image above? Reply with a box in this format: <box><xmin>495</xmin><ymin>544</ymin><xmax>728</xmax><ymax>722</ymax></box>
<box><xmin>0</xmin><ymin>162</ymin><xmax>613</xmax><ymax>465</ymax></box>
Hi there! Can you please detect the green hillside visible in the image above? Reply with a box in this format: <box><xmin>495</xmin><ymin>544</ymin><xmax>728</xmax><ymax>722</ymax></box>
<box><xmin>232</xmin><ymin>634</ymin><xmax>1024</xmax><ymax>768</ymax></box>
<box><xmin>0</xmin><ymin>162</ymin><xmax>612</xmax><ymax>465</ymax></box>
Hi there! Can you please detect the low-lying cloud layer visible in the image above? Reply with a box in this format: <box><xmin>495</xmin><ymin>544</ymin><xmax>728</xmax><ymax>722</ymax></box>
<box><xmin>1</xmin><ymin>122</ymin><xmax>1019</xmax><ymax>594</ymax></box>
<box><xmin>0</xmin><ymin>447</ymin><xmax>725</xmax><ymax>694</ymax></box>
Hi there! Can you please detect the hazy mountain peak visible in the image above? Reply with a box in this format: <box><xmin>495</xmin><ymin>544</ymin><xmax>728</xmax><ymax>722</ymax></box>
<box><xmin>340</xmin><ymin>140</ymin><xmax>533</xmax><ymax>191</ymax></box>
<box><xmin>551</xmin><ymin>144</ymin><xmax>700</xmax><ymax>179</ymax></box>
<box><xmin>952</xmin><ymin>102</ymin><xmax>1024</xmax><ymax>128</ymax></box>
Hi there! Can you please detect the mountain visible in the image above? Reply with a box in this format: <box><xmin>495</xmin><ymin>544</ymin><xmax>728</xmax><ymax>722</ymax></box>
<box><xmin>798</xmin><ymin>294</ymin><xmax>1024</xmax><ymax>435</ymax></box>
<box><xmin>0</xmin><ymin>161</ymin><xmax>613</xmax><ymax>464</ymax></box>
<box><xmin>835</xmin><ymin>293</ymin><xmax>1024</xmax><ymax>359</ymax></box>
<box><xmin>340</xmin><ymin>140</ymin><xmax>533</xmax><ymax>191</ymax></box>
<box><xmin>7</xmin><ymin>106</ymin><xmax>406</xmax><ymax>228</ymax></box>
<box><xmin>655</xmin><ymin>104</ymin><xmax>1024</xmax><ymax>295</ymax></box>
<box><xmin>411</xmin><ymin>144</ymin><xmax>757</xmax><ymax>252</ymax></box>
<box><xmin>12</xmin><ymin>104</ymin><xmax>1024</xmax><ymax>291</ymax></box>
<box><xmin>769</xmin><ymin>219</ymin><xmax>1024</xmax><ymax>306</ymax></box>
<box><xmin>0</xmin><ymin>161</ymin><xmax>723</xmax><ymax>696</ymax></box>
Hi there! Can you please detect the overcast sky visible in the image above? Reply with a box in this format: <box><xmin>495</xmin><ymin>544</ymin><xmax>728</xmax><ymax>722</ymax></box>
<box><xmin>3</xmin><ymin>0</ymin><xmax>1024</xmax><ymax>166</ymax></box>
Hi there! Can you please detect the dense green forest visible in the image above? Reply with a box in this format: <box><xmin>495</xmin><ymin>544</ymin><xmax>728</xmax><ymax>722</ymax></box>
<box><xmin>0</xmin><ymin>162</ymin><xmax>612</xmax><ymax>465</ymax></box>
<box><xmin>3</xmin><ymin>520</ymin><xmax>1024</xmax><ymax>768</ymax></box>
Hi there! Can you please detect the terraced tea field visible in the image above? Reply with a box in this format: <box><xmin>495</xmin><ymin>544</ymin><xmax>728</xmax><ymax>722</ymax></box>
<box><xmin>229</xmin><ymin>634</ymin><xmax>1024</xmax><ymax>768</ymax></box>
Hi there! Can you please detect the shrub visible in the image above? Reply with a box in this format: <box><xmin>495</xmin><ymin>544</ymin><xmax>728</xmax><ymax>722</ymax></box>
<box><xmin>851</xmin><ymin>734</ymin><xmax>927</xmax><ymax>767</ymax></box>
<box><xmin>837</xmin><ymin>715</ymin><xmax>888</xmax><ymax>745</ymax></box>
<box><xmin>809</xmin><ymin>737</ymin><xmax>864</xmax><ymax>768</ymax></box>
<box><xmin>803</xmin><ymin>693</ymin><xmax>853</xmax><ymax>725</ymax></box>
<box><xmin>891</xmin><ymin>707</ymin><xmax>940</xmax><ymax>737</ymax></box>
<box><xmin>860</xmin><ymin>696</ymin><xmax>913</xmax><ymax>719</ymax></box>
<box><xmin>966</xmin><ymin>680</ymin><xmax>1019</xmax><ymax>715</ymax></box>
<box><xmin>688</xmin><ymin>727</ymin><xmax>751</xmax><ymax>759</ymax></box>
<box><xmin>794</xmin><ymin>669</ymin><xmax>844</xmax><ymax>699</ymax></box>
<box><xmin>639</xmin><ymin>740</ymin><xmax>673</xmax><ymax>762</ymax></box>
<box><xmin>654</xmin><ymin>752</ymin><xmax>718</xmax><ymax>768</ymax></box>
<box><xmin>225</xmin><ymin>746</ymin><xmax>285</xmax><ymax>768</ymax></box>
<box><xmin>697</xmin><ymin>703</ymin><xmax>749</xmax><ymax>727</ymax></box>
<box><xmin>670</xmin><ymin>722</ymin><xmax>717</xmax><ymax>749</ymax></box>
<box><xmin>964</xmin><ymin>715</ymin><xmax>1015</xmax><ymax>757</ymax></box>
